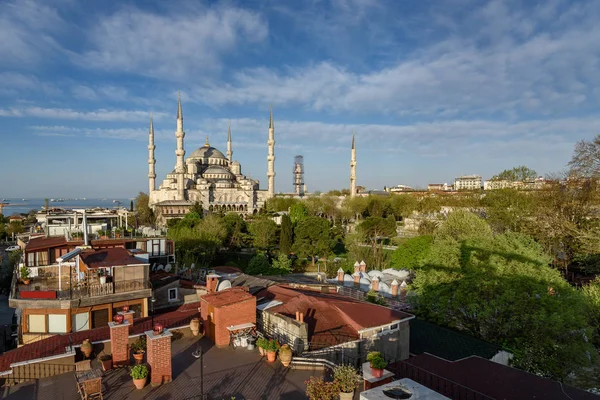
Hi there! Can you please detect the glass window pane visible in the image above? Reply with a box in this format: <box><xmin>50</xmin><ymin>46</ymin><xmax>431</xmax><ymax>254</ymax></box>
<box><xmin>28</xmin><ymin>314</ymin><xmax>45</xmax><ymax>333</ymax></box>
<box><xmin>48</xmin><ymin>314</ymin><xmax>67</xmax><ymax>333</ymax></box>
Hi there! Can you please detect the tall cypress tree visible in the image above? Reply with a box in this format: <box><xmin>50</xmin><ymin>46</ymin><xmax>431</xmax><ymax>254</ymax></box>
<box><xmin>279</xmin><ymin>214</ymin><xmax>293</xmax><ymax>255</ymax></box>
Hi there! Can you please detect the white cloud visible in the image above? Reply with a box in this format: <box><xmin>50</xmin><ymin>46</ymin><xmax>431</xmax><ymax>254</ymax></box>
<box><xmin>77</xmin><ymin>5</ymin><xmax>268</xmax><ymax>78</ymax></box>
<box><xmin>1</xmin><ymin>107</ymin><xmax>166</xmax><ymax>122</ymax></box>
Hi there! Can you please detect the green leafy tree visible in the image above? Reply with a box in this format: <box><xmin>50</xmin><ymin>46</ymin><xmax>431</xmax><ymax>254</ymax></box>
<box><xmin>167</xmin><ymin>214</ymin><xmax>226</xmax><ymax>269</ymax></box>
<box><xmin>134</xmin><ymin>192</ymin><xmax>155</xmax><ymax>226</ymax></box>
<box><xmin>289</xmin><ymin>202</ymin><xmax>309</xmax><ymax>225</ymax></box>
<box><xmin>293</xmin><ymin>216</ymin><xmax>333</xmax><ymax>265</ymax></box>
<box><xmin>223</xmin><ymin>213</ymin><xmax>246</xmax><ymax>249</ymax></box>
<box><xmin>246</xmin><ymin>254</ymin><xmax>271</xmax><ymax>275</ymax></box>
<box><xmin>272</xmin><ymin>254</ymin><xmax>292</xmax><ymax>272</ymax></box>
<box><xmin>6</xmin><ymin>221</ymin><xmax>23</xmax><ymax>240</ymax></box>
<box><xmin>366</xmin><ymin>196</ymin><xmax>390</xmax><ymax>218</ymax></box>
<box><xmin>265</xmin><ymin>197</ymin><xmax>299</xmax><ymax>213</ymax></box>
<box><xmin>190</xmin><ymin>201</ymin><xmax>204</xmax><ymax>217</ymax></box>
<box><xmin>434</xmin><ymin>210</ymin><xmax>492</xmax><ymax>242</ymax></box>
<box><xmin>248</xmin><ymin>217</ymin><xmax>278</xmax><ymax>251</ymax></box>
<box><xmin>356</xmin><ymin>216</ymin><xmax>397</xmax><ymax>269</ymax></box>
<box><xmin>492</xmin><ymin>166</ymin><xmax>538</xmax><ymax>181</ymax></box>
<box><xmin>388</xmin><ymin>195</ymin><xmax>418</xmax><ymax>220</ymax></box>
<box><xmin>391</xmin><ymin>235</ymin><xmax>433</xmax><ymax>270</ymax></box>
<box><xmin>481</xmin><ymin>189</ymin><xmax>535</xmax><ymax>233</ymax></box>
<box><xmin>342</xmin><ymin>196</ymin><xmax>369</xmax><ymax>221</ymax></box>
<box><xmin>568</xmin><ymin>134</ymin><xmax>600</xmax><ymax>178</ymax></box>
<box><xmin>279</xmin><ymin>214</ymin><xmax>293</xmax><ymax>255</ymax></box>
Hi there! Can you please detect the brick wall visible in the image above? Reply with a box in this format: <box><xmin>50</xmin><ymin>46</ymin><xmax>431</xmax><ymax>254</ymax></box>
<box><xmin>204</xmin><ymin>298</ymin><xmax>255</xmax><ymax>347</ymax></box>
<box><xmin>145</xmin><ymin>330</ymin><xmax>172</xmax><ymax>386</ymax></box>
<box><xmin>109</xmin><ymin>322</ymin><xmax>130</xmax><ymax>367</ymax></box>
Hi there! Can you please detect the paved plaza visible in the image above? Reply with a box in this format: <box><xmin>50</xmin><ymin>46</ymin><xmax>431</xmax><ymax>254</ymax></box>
<box><xmin>2</xmin><ymin>333</ymin><xmax>325</xmax><ymax>400</ymax></box>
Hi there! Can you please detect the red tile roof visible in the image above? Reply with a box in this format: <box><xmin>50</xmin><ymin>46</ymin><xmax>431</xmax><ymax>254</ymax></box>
<box><xmin>0</xmin><ymin>302</ymin><xmax>200</xmax><ymax>373</ymax></box>
<box><xmin>201</xmin><ymin>287</ymin><xmax>254</xmax><ymax>307</ymax></box>
<box><xmin>257</xmin><ymin>285</ymin><xmax>413</xmax><ymax>346</ymax></box>
<box><xmin>81</xmin><ymin>247</ymin><xmax>145</xmax><ymax>269</ymax></box>
<box><xmin>402</xmin><ymin>354</ymin><xmax>597</xmax><ymax>400</ymax></box>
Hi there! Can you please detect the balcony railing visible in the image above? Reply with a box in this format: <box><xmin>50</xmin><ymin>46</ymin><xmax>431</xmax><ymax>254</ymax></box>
<box><xmin>15</xmin><ymin>278</ymin><xmax>150</xmax><ymax>301</ymax></box>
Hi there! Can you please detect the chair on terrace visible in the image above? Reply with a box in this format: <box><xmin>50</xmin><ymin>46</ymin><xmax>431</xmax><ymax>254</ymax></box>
<box><xmin>81</xmin><ymin>378</ymin><xmax>103</xmax><ymax>400</ymax></box>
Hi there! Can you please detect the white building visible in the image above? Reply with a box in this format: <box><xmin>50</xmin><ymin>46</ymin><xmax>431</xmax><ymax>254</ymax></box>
<box><xmin>454</xmin><ymin>175</ymin><xmax>482</xmax><ymax>190</ymax></box>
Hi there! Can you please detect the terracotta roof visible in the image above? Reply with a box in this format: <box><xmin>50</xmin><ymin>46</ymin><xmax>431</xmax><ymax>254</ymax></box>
<box><xmin>26</xmin><ymin>236</ymin><xmax>82</xmax><ymax>252</ymax></box>
<box><xmin>81</xmin><ymin>247</ymin><xmax>145</xmax><ymax>269</ymax></box>
<box><xmin>201</xmin><ymin>287</ymin><xmax>254</xmax><ymax>307</ymax></box>
<box><xmin>0</xmin><ymin>302</ymin><xmax>199</xmax><ymax>373</ymax></box>
<box><xmin>257</xmin><ymin>285</ymin><xmax>413</xmax><ymax>346</ymax></box>
<box><xmin>403</xmin><ymin>354</ymin><xmax>597</xmax><ymax>400</ymax></box>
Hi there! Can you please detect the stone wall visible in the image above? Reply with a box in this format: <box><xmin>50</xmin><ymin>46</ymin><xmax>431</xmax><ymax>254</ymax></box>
<box><xmin>258</xmin><ymin>310</ymin><xmax>309</xmax><ymax>354</ymax></box>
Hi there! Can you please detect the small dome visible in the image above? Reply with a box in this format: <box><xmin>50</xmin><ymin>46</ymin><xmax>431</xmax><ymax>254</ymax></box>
<box><xmin>188</xmin><ymin>146</ymin><xmax>227</xmax><ymax>160</ymax></box>
<box><xmin>203</xmin><ymin>165</ymin><xmax>234</xmax><ymax>180</ymax></box>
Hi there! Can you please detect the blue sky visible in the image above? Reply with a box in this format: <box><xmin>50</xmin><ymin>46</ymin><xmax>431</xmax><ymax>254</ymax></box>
<box><xmin>1</xmin><ymin>0</ymin><xmax>599</xmax><ymax>197</ymax></box>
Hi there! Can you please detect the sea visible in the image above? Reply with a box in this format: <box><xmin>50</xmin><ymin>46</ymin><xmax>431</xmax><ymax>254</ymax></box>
<box><xmin>0</xmin><ymin>198</ymin><xmax>135</xmax><ymax>216</ymax></box>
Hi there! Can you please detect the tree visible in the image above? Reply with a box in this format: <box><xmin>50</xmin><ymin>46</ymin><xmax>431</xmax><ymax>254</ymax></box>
<box><xmin>293</xmin><ymin>216</ymin><xmax>333</xmax><ymax>265</ymax></box>
<box><xmin>434</xmin><ymin>210</ymin><xmax>492</xmax><ymax>242</ymax></box>
<box><xmin>366</xmin><ymin>196</ymin><xmax>390</xmax><ymax>218</ymax></box>
<box><xmin>130</xmin><ymin>200</ymin><xmax>134</xmax><ymax>212</ymax></box>
<box><xmin>6</xmin><ymin>221</ymin><xmax>23</xmax><ymax>240</ymax></box>
<box><xmin>481</xmin><ymin>189</ymin><xmax>535</xmax><ymax>233</ymax></box>
<box><xmin>167</xmin><ymin>214</ymin><xmax>226</xmax><ymax>269</ymax></box>
<box><xmin>289</xmin><ymin>202</ymin><xmax>308</xmax><ymax>225</ymax></box>
<box><xmin>390</xmin><ymin>235</ymin><xmax>433</xmax><ymax>270</ymax></box>
<box><xmin>388</xmin><ymin>195</ymin><xmax>418</xmax><ymax>220</ymax></box>
<box><xmin>272</xmin><ymin>254</ymin><xmax>292</xmax><ymax>272</ymax></box>
<box><xmin>568</xmin><ymin>135</ymin><xmax>600</xmax><ymax>178</ymax></box>
<box><xmin>248</xmin><ymin>217</ymin><xmax>278</xmax><ymax>251</ymax></box>
<box><xmin>342</xmin><ymin>196</ymin><xmax>368</xmax><ymax>221</ymax></box>
<box><xmin>223</xmin><ymin>213</ymin><xmax>246</xmax><ymax>249</ymax></box>
<box><xmin>0</xmin><ymin>217</ymin><xmax>5</xmax><ymax>241</ymax></box>
<box><xmin>266</xmin><ymin>197</ymin><xmax>299</xmax><ymax>213</ymax></box>
<box><xmin>190</xmin><ymin>201</ymin><xmax>204</xmax><ymax>217</ymax></box>
<box><xmin>492</xmin><ymin>165</ymin><xmax>538</xmax><ymax>181</ymax></box>
<box><xmin>134</xmin><ymin>192</ymin><xmax>155</xmax><ymax>226</ymax></box>
<box><xmin>356</xmin><ymin>216</ymin><xmax>397</xmax><ymax>269</ymax></box>
<box><xmin>279</xmin><ymin>214</ymin><xmax>293</xmax><ymax>255</ymax></box>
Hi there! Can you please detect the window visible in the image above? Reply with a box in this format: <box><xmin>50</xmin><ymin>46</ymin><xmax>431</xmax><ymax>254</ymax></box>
<box><xmin>28</xmin><ymin>314</ymin><xmax>45</xmax><ymax>333</ymax></box>
<box><xmin>72</xmin><ymin>312</ymin><xmax>89</xmax><ymax>332</ymax></box>
<box><xmin>168</xmin><ymin>288</ymin><xmax>178</xmax><ymax>302</ymax></box>
<box><xmin>48</xmin><ymin>314</ymin><xmax>67</xmax><ymax>333</ymax></box>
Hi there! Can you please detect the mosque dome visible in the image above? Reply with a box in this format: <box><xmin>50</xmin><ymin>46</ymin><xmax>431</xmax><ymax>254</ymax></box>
<box><xmin>188</xmin><ymin>146</ymin><xmax>227</xmax><ymax>160</ymax></box>
<box><xmin>203</xmin><ymin>165</ymin><xmax>234</xmax><ymax>180</ymax></box>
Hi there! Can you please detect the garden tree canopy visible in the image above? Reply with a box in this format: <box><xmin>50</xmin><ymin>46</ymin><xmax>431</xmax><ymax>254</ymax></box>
<box><xmin>246</xmin><ymin>254</ymin><xmax>291</xmax><ymax>275</ymax></box>
<box><xmin>342</xmin><ymin>195</ymin><xmax>369</xmax><ymax>221</ymax></box>
<box><xmin>568</xmin><ymin>134</ymin><xmax>600</xmax><ymax>178</ymax></box>
<box><xmin>167</xmin><ymin>214</ymin><xmax>226</xmax><ymax>269</ymax></box>
<box><xmin>279</xmin><ymin>214</ymin><xmax>293</xmax><ymax>255</ymax></box>
<box><xmin>388</xmin><ymin>194</ymin><xmax>418</xmax><ymax>220</ymax></box>
<box><xmin>265</xmin><ymin>196</ymin><xmax>299</xmax><ymax>213</ymax></box>
<box><xmin>189</xmin><ymin>201</ymin><xmax>204</xmax><ymax>216</ymax></box>
<box><xmin>491</xmin><ymin>165</ymin><xmax>538</xmax><ymax>181</ymax></box>
<box><xmin>481</xmin><ymin>189</ymin><xmax>535</xmax><ymax>233</ymax></box>
<box><xmin>222</xmin><ymin>212</ymin><xmax>247</xmax><ymax>249</ymax></box>
<box><xmin>248</xmin><ymin>217</ymin><xmax>278</xmax><ymax>251</ymax></box>
<box><xmin>134</xmin><ymin>192</ymin><xmax>155</xmax><ymax>226</ymax></box>
<box><xmin>417</xmin><ymin>196</ymin><xmax>442</xmax><ymax>214</ymax></box>
<box><xmin>289</xmin><ymin>202</ymin><xmax>308</xmax><ymax>225</ymax></box>
<box><xmin>390</xmin><ymin>235</ymin><xmax>433</xmax><ymax>270</ymax></box>
<box><xmin>6</xmin><ymin>221</ymin><xmax>24</xmax><ymax>240</ymax></box>
<box><xmin>366</xmin><ymin>196</ymin><xmax>390</xmax><ymax>218</ymax></box>
<box><xmin>411</xmin><ymin>215</ymin><xmax>596</xmax><ymax>381</ymax></box>
<box><xmin>293</xmin><ymin>216</ymin><xmax>333</xmax><ymax>265</ymax></box>
<box><xmin>583</xmin><ymin>278</ymin><xmax>600</xmax><ymax>346</ymax></box>
<box><xmin>356</xmin><ymin>216</ymin><xmax>397</xmax><ymax>270</ymax></box>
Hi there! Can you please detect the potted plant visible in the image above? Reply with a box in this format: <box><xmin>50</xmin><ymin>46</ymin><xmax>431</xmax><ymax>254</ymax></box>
<box><xmin>19</xmin><ymin>266</ymin><xmax>31</xmax><ymax>285</ymax></box>
<box><xmin>256</xmin><ymin>337</ymin><xmax>267</xmax><ymax>356</ymax></box>
<box><xmin>130</xmin><ymin>364</ymin><xmax>148</xmax><ymax>389</ymax></box>
<box><xmin>98</xmin><ymin>230</ymin><xmax>108</xmax><ymax>239</ymax></box>
<box><xmin>333</xmin><ymin>364</ymin><xmax>361</xmax><ymax>400</ymax></box>
<box><xmin>305</xmin><ymin>376</ymin><xmax>338</xmax><ymax>400</ymax></box>
<box><xmin>367</xmin><ymin>351</ymin><xmax>387</xmax><ymax>378</ymax></box>
<box><xmin>279</xmin><ymin>344</ymin><xmax>292</xmax><ymax>367</ymax></box>
<box><xmin>115</xmin><ymin>227</ymin><xmax>123</xmax><ymax>238</ymax></box>
<box><xmin>131</xmin><ymin>336</ymin><xmax>146</xmax><ymax>364</ymax></box>
<box><xmin>263</xmin><ymin>339</ymin><xmax>280</xmax><ymax>363</ymax></box>
<box><xmin>100</xmin><ymin>354</ymin><xmax>113</xmax><ymax>371</ymax></box>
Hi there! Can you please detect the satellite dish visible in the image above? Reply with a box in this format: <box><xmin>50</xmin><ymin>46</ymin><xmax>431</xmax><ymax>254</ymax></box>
<box><xmin>165</xmin><ymin>264</ymin><xmax>172</xmax><ymax>272</ymax></box>
<box><xmin>157</xmin><ymin>264</ymin><xmax>164</xmax><ymax>271</ymax></box>
<box><xmin>217</xmin><ymin>280</ymin><xmax>232</xmax><ymax>291</ymax></box>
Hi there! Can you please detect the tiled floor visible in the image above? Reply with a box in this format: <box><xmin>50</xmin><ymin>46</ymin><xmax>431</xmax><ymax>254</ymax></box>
<box><xmin>2</xmin><ymin>333</ymin><xmax>325</xmax><ymax>400</ymax></box>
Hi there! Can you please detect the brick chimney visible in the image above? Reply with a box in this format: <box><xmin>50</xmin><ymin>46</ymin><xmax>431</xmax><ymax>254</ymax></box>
<box><xmin>353</xmin><ymin>261</ymin><xmax>360</xmax><ymax>274</ymax></box>
<box><xmin>108</xmin><ymin>321</ymin><xmax>130</xmax><ymax>367</ymax></box>
<box><xmin>371</xmin><ymin>276</ymin><xmax>379</xmax><ymax>292</ymax></box>
<box><xmin>337</xmin><ymin>268</ymin><xmax>344</xmax><ymax>283</ymax></box>
<box><xmin>360</xmin><ymin>260</ymin><xmax>366</xmax><ymax>273</ymax></box>
<box><xmin>400</xmin><ymin>280</ymin><xmax>408</xmax><ymax>301</ymax></box>
<box><xmin>391</xmin><ymin>279</ymin><xmax>399</xmax><ymax>297</ymax></box>
<box><xmin>299</xmin><ymin>312</ymin><xmax>304</xmax><ymax>323</ymax></box>
<box><xmin>206</xmin><ymin>273</ymin><xmax>219</xmax><ymax>293</ymax></box>
<box><xmin>352</xmin><ymin>272</ymin><xmax>360</xmax><ymax>286</ymax></box>
<box><xmin>145</xmin><ymin>329</ymin><xmax>173</xmax><ymax>386</ymax></box>
<box><xmin>296</xmin><ymin>311</ymin><xmax>300</xmax><ymax>321</ymax></box>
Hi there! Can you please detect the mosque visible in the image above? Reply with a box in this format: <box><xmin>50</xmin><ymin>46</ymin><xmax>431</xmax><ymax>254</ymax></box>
<box><xmin>147</xmin><ymin>94</ymin><xmax>276</xmax><ymax>224</ymax></box>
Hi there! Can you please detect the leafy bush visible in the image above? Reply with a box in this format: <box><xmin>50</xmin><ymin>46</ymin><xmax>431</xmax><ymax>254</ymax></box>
<box><xmin>333</xmin><ymin>364</ymin><xmax>361</xmax><ymax>393</ymax></box>
<box><xmin>256</xmin><ymin>337</ymin><xmax>268</xmax><ymax>349</ymax></box>
<box><xmin>369</xmin><ymin>354</ymin><xmax>388</xmax><ymax>369</ymax></box>
<box><xmin>305</xmin><ymin>376</ymin><xmax>338</xmax><ymax>400</ymax></box>
<box><xmin>263</xmin><ymin>339</ymin><xmax>280</xmax><ymax>352</ymax></box>
<box><xmin>365</xmin><ymin>290</ymin><xmax>386</xmax><ymax>306</ymax></box>
<box><xmin>130</xmin><ymin>364</ymin><xmax>148</xmax><ymax>379</ymax></box>
<box><xmin>131</xmin><ymin>336</ymin><xmax>146</xmax><ymax>354</ymax></box>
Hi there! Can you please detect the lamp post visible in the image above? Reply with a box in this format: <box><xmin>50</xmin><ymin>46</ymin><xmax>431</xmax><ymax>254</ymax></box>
<box><xmin>192</xmin><ymin>342</ymin><xmax>204</xmax><ymax>399</ymax></box>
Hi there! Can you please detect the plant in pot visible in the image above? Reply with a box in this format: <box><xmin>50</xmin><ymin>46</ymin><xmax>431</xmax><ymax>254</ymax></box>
<box><xmin>99</xmin><ymin>353</ymin><xmax>113</xmax><ymax>371</ymax></box>
<box><xmin>256</xmin><ymin>337</ymin><xmax>267</xmax><ymax>356</ymax></box>
<box><xmin>19</xmin><ymin>266</ymin><xmax>31</xmax><ymax>285</ymax></box>
<box><xmin>367</xmin><ymin>352</ymin><xmax>387</xmax><ymax>378</ymax></box>
<box><xmin>279</xmin><ymin>344</ymin><xmax>292</xmax><ymax>367</ymax></box>
<box><xmin>130</xmin><ymin>364</ymin><xmax>149</xmax><ymax>389</ymax></box>
<box><xmin>305</xmin><ymin>376</ymin><xmax>339</xmax><ymax>400</ymax></box>
<box><xmin>263</xmin><ymin>339</ymin><xmax>280</xmax><ymax>363</ymax></box>
<box><xmin>333</xmin><ymin>364</ymin><xmax>361</xmax><ymax>400</ymax></box>
<box><xmin>131</xmin><ymin>336</ymin><xmax>146</xmax><ymax>364</ymax></box>
<box><xmin>115</xmin><ymin>227</ymin><xmax>123</xmax><ymax>238</ymax></box>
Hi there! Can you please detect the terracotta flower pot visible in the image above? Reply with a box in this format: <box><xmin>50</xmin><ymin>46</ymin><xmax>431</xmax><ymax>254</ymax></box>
<box><xmin>371</xmin><ymin>367</ymin><xmax>383</xmax><ymax>378</ymax></box>
<box><xmin>113</xmin><ymin>314</ymin><xmax>124</xmax><ymax>324</ymax></box>
<box><xmin>133</xmin><ymin>377</ymin><xmax>146</xmax><ymax>390</ymax></box>
<box><xmin>266</xmin><ymin>351</ymin><xmax>276</xmax><ymax>363</ymax></box>
<box><xmin>133</xmin><ymin>352</ymin><xmax>144</xmax><ymax>364</ymax></box>
<box><xmin>81</xmin><ymin>339</ymin><xmax>93</xmax><ymax>358</ymax></box>
<box><xmin>101</xmin><ymin>358</ymin><xmax>113</xmax><ymax>371</ymax></box>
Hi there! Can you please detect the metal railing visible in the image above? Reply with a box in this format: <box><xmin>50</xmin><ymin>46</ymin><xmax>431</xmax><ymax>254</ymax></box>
<box><xmin>1</xmin><ymin>363</ymin><xmax>75</xmax><ymax>387</ymax></box>
<box><xmin>388</xmin><ymin>362</ymin><xmax>495</xmax><ymax>400</ymax></box>
<box><xmin>16</xmin><ymin>278</ymin><xmax>151</xmax><ymax>300</ymax></box>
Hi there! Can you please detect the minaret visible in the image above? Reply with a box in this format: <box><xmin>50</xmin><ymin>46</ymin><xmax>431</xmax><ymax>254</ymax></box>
<box><xmin>350</xmin><ymin>133</ymin><xmax>357</xmax><ymax>197</ymax></box>
<box><xmin>226</xmin><ymin>120</ymin><xmax>232</xmax><ymax>163</ymax></box>
<box><xmin>267</xmin><ymin>105</ymin><xmax>276</xmax><ymax>198</ymax></box>
<box><xmin>175</xmin><ymin>92</ymin><xmax>186</xmax><ymax>200</ymax></box>
<box><xmin>148</xmin><ymin>113</ymin><xmax>156</xmax><ymax>194</ymax></box>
